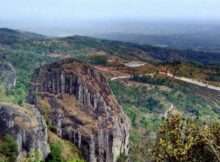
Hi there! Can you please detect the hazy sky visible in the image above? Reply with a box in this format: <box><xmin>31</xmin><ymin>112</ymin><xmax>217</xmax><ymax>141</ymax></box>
<box><xmin>1</xmin><ymin>0</ymin><xmax>220</xmax><ymax>36</ymax></box>
<box><xmin>1</xmin><ymin>0</ymin><xmax>220</xmax><ymax>23</ymax></box>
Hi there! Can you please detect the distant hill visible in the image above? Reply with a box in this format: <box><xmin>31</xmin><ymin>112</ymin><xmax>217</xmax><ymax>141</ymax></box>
<box><xmin>0</xmin><ymin>28</ymin><xmax>220</xmax><ymax>64</ymax></box>
<box><xmin>0</xmin><ymin>28</ymin><xmax>45</xmax><ymax>47</ymax></box>
<box><xmin>59</xmin><ymin>36</ymin><xmax>220</xmax><ymax>64</ymax></box>
<box><xmin>95</xmin><ymin>32</ymin><xmax>220</xmax><ymax>53</ymax></box>
<box><xmin>0</xmin><ymin>28</ymin><xmax>20</xmax><ymax>36</ymax></box>
<box><xmin>0</xmin><ymin>28</ymin><xmax>45</xmax><ymax>39</ymax></box>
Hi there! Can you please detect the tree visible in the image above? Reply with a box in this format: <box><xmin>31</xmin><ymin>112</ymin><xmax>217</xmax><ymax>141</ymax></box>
<box><xmin>153</xmin><ymin>115</ymin><xmax>220</xmax><ymax>162</ymax></box>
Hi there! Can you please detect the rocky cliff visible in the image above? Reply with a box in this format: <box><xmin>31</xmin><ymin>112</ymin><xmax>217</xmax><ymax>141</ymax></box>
<box><xmin>28</xmin><ymin>58</ymin><xmax>131</xmax><ymax>162</ymax></box>
<box><xmin>0</xmin><ymin>103</ymin><xmax>49</xmax><ymax>160</ymax></box>
<box><xmin>0</xmin><ymin>61</ymin><xmax>17</xmax><ymax>88</ymax></box>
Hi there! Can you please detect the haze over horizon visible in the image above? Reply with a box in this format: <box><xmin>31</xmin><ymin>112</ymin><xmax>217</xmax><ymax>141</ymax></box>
<box><xmin>1</xmin><ymin>0</ymin><xmax>220</xmax><ymax>36</ymax></box>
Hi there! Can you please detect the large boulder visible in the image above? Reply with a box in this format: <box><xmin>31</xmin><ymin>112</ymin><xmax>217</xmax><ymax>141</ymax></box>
<box><xmin>0</xmin><ymin>103</ymin><xmax>50</xmax><ymax>160</ymax></box>
<box><xmin>28</xmin><ymin>58</ymin><xmax>131</xmax><ymax>162</ymax></box>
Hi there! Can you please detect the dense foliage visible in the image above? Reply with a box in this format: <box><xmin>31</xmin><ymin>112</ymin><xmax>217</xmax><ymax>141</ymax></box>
<box><xmin>131</xmin><ymin>74</ymin><xmax>172</xmax><ymax>86</ymax></box>
<box><xmin>76</xmin><ymin>54</ymin><xmax>108</xmax><ymax>65</ymax></box>
<box><xmin>153</xmin><ymin>115</ymin><xmax>220</xmax><ymax>162</ymax></box>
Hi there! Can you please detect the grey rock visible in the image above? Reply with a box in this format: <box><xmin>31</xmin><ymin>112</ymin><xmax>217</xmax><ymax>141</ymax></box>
<box><xmin>0</xmin><ymin>61</ymin><xmax>17</xmax><ymax>88</ymax></box>
<box><xmin>28</xmin><ymin>58</ymin><xmax>131</xmax><ymax>162</ymax></box>
<box><xmin>0</xmin><ymin>103</ymin><xmax>50</xmax><ymax>160</ymax></box>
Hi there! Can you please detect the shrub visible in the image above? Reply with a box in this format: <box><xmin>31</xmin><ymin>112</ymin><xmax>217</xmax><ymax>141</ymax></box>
<box><xmin>46</xmin><ymin>143</ymin><xmax>62</xmax><ymax>162</ymax></box>
<box><xmin>153</xmin><ymin>115</ymin><xmax>220</xmax><ymax>162</ymax></box>
<box><xmin>76</xmin><ymin>54</ymin><xmax>107</xmax><ymax>65</ymax></box>
<box><xmin>18</xmin><ymin>149</ymin><xmax>43</xmax><ymax>162</ymax></box>
<box><xmin>0</xmin><ymin>134</ymin><xmax>18</xmax><ymax>162</ymax></box>
<box><xmin>0</xmin><ymin>156</ymin><xmax>9</xmax><ymax>162</ymax></box>
<box><xmin>117</xmin><ymin>153</ymin><xmax>128</xmax><ymax>162</ymax></box>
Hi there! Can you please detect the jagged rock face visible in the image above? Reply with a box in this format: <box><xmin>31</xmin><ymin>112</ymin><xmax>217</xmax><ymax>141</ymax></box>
<box><xmin>0</xmin><ymin>103</ymin><xmax>50</xmax><ymax>160</ymax></box>
<box><xmin>28</xmin><ymin>59</ymin><xmax>130</xmax><ymax>162</ymax></box>
<box><xmin>0</xmin><ymin>61</ymin><xmax>17</xmax><ymax>88</ymax></box>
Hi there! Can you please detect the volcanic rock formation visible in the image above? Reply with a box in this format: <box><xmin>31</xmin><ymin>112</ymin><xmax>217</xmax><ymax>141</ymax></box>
<box><xmin>28</xmin><ymin>58</ymin><xmax>131</xmax><ymax>162</ymax></box>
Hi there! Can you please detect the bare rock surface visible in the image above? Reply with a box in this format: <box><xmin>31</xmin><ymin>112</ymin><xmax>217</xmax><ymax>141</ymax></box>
<box><xmin>28</xmin><ymin>58</ymin><xmax>131</xmax><ymax>162</ymax></box>
<box><xmin>0</xmin><ymin>61</ymin><xmax>17</xmax><ymax>88</ymax></box>
<box><xmin>0</xmin><ymin>102</ymin><xmax>50</xmax><ymax>160</ymax></box>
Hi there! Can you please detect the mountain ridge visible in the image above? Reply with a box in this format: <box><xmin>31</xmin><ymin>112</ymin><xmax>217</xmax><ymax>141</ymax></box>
<box><xmin>1</xmin><ymin>28</ymin><xmax>220</xmax><ymax>64</ymax></box>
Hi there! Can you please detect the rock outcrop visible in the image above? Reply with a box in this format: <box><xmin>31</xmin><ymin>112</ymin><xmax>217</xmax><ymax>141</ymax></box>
<box><xmin>28</xmin><ymin>58</ymin><xmax>130</xmax><ymax>162</ymax></box>
<box><xmin>0</xmin><ymin>103</ymin><xmax>50</xmax><ymax>160</ymax></box>
<box><xmin>0</xmin><ymin>61</ymin><xmax>17</xmax><ymax>88</ymax></box>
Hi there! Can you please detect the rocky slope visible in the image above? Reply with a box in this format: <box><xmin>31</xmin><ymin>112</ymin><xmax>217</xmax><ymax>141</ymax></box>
<box><xmin>0</xmin><ymin>61</ymin><xmax>17</xmax><ymax>88</ymax></box>
<box><xmin>0</xmin><ymin>103</ymin><xmax>49</xmax><ymax>160</ymax></box>
<box><xmin>28</xmin><ymin>58</ymin><xmax>131</xmax><ymax>162</ymax></box>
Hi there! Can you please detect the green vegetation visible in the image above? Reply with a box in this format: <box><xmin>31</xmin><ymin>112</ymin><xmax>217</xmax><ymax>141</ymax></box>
<box><xmin>0</xmin><ymin>135</ymin><xmax>44</xmax><ymax>162</ymax></box>
<box><xmin>0</xmin><ymin>81</ymin><xmax>27</xmax><ymax>105</ymax></box>
<box><xmin>19</xmin><ymin>149</ymin><xmax>43</xmax><ymax>162</ymax></box>
<box><xmin>0</xmin><ymin>48</ymin><xmax>59</xmax><ymax>104</ymax></box>
<box><xmin>118</xmin><ymin>154</ymin><xmax>128</xmax><ymax>162</ymax></box>
<box><xmin>131</xmin><ymin>74</ymin><xmax>220</xmax><ymax>120</ymax></box>
<box><xmin>109</xmin><ymin>80</ymin><xmax>165</xmax><ymax>161</ymax></box>
<box><xmin>47</xmin><ymin>143</ymin><xmax>63</xmax><ymax>162</ymax></box>
<box><xmin>27</xmin><ymin>149</ymin><xmax>43</xmax><ymax>162</ymax></box>
<box><xmin>0</xmin><ymin>156</ymin><xmax>9</xmax><ymax>162</ymax></box>
<box><xmin>158</xmin><ymin>61</ymin><xmax>220</xmax><ymax>85</ymax></box>
<box><xmin>76</xmin><ymin>54</ymin><xmax>108</xmax><ymax>65</ymax></box>
<box><xmin>109</xmin><ymin>80</ymin><xmax>165</xmax><ymax>114</ymax></box>
<box><xmin>153</xmin><ymin>115</ymin><xmax>220</xmax><ymax>162</ymax></box>
<box><xmin>47</xmin><ymin>131</ymin><xmax>85</xmax><ymax>162</ymax></box>
<box><xmin>109</xmin><ymin>78</ymin><xmax>220</xmax><ymax>161</ymax></box>
<box><xmin>0</xmin><ymin>134</ymin><xmax>18</xmax><ymax>162</ymax></box>
<box><xmin>131</xmin><ymin>74</ymin><xmax>172</xmax><ymax>86</ymax></box>
<box><xmin>46</xmin><ymin>142</ymin><xmax>84</xmax><ymax>162</ymax></box>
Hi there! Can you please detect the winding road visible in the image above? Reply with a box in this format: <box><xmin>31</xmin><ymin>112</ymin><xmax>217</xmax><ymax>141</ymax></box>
<box><xmin>164</xmin><ymin>102</ymin><xmax>174</xmax><ymax>118</ymax></box>
<box><xmin>110</xmin><ymin>75</ymin><xmax>131</xmax><ymax>81</ymax></box>
<box><xmin>160</xmin><ymin>72</ymin><xmax>220</xmax><ymax>92</ymax></box>
<box><xmin>110</xmin><ymin>72</ymin><xmax>220</xmax><ymax>92</ymax></box>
